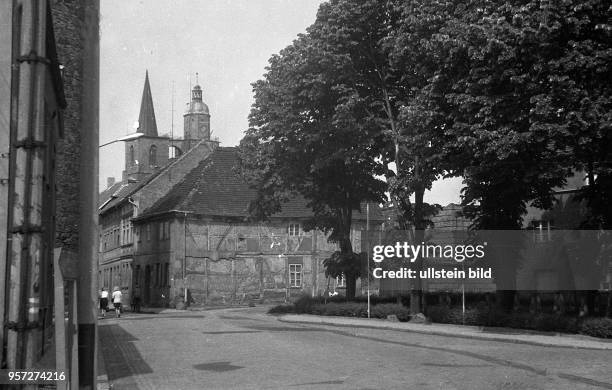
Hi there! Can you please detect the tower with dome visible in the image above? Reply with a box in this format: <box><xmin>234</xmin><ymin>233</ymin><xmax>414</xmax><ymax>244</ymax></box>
<box><xmin>182</xmin><ymin>75</ymin><xmax>211</xmax><ymax>152</ymax></box>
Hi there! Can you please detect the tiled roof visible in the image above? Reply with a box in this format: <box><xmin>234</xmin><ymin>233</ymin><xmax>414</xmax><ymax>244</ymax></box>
<box><xmin>99</xmin><ymin>181</ymin><xmax>123</xmax><ymax>208</ymax></box>
<box><xmin>98</xmin><ymin>140</ymin><xmax>215</xmax><ymax>215</ymax></box>
<box><xmin>98</xmin><ymin>182</ymin><xmax>140</xmax><ymax>212</ymax></box>
<box><xmin>142</xmin><ymin>147</ymin><xmax>384</xmax><ymax>221</ymax></box>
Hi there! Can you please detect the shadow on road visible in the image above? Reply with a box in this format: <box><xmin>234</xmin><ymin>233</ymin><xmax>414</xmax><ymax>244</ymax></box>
<box><xmin>193</xmin><ymin>361</ymin><xmax>244</xmax><ymax>372</ymax></box>
<box><xmin>201</xmin><ymin>330</ymin><xmax>261</xmax><ymax>334</ymax></box>
<box><xmin>99</xmin><ymin>324</ymin><xmax>154</xmax><ymax>382</ymax></box>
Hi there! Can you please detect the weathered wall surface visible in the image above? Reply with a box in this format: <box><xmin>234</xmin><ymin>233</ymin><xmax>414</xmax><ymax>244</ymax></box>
<box><xmin>123</xmin><ymin>136</ymin><xmax>170</xmax><ymax>180</ymax></box>
<box><xmin>135</xmin><ymin>218</ymin><xmax>368</xmax><ymax>305</ymax></box>
<box><xmin>51</xmin><ymin>0</ymin><xmax>83</xmax><ymax>251</ymax></box>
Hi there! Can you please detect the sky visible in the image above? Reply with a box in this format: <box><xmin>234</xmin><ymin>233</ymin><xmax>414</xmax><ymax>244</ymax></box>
<box><xmin>99</xmin><ymin>0</ymin><xmax>462</xmax><ymax>205</ymax></box>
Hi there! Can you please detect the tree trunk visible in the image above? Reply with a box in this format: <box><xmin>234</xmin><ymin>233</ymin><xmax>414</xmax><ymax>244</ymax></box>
<box><xmin>339</xmin><ymin>206</ymin><xmax>357</xmax><ymax>300</ymax></box>
<box><xmin>496</xmin><ymin>290</ymin><xmax>516</xmax><ymax>313</ymax></box>
<box><xmin>346</xmin><ymin>275</ymin><xmax>357</xmax><ymax>300</ymax></box>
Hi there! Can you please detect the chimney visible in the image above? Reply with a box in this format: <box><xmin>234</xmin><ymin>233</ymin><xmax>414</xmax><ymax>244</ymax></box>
<box><xmin>107</xmin><ymin>177</ymin><xmax>116</xmax><ymax>188</ymax></box>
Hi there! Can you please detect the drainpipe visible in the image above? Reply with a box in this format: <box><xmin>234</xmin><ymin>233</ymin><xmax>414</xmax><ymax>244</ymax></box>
<box><xmin>6</xmin><ymin>0</ymin><xmax>48</xmax><ymax>369</ymax></box>
<box><xmin>0</xmin><ymin>1</ymin><xmax>13</xmax><ymax>369</ymax></box>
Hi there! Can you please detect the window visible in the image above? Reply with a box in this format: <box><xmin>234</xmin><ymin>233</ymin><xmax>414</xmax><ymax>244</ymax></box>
<box><xmin>129</xmin><ymin>145</ymin><xmax>135</xmax><ymax>165</ymax></box>
<box><xmin>134</xmin><ymin>265</ymin><xmax>140</xmax><ymax>287</ymax></box>
<box><xmin>164</xmin><ymin>263</ymin><xmax>169</xmax><ymax>287</ymax></box>
<box><xmin>155</xmin><ymin>263</ymin><xmax>160</xmax><ymax>286</ymax></box>
<box><xmin>136</xmin><ymin>226</ymin><xmax>141</xmax><ymax>243</ymax></box>
<box><xmin>289</xmin><ymin>264</ymin><xmax>302</xmax><ymax>287</ymax></box>
<box><xmin>336</xmin><ymin>274</ymin><xmax>345</xmax><ymax>288</ymax></box>
<box><xmin>149</xmin><ymin>145</ymin><xmax>157</xmax><ymax>167</ymax></box>
<box><xmin>146</xmin><ymin>224</ymin><xmax>151</xmax><ymax>241</ymax></box>
<box><xmin>122</xmin><ymin>220</ymin><xmax>127</xmax><ymax>244</ymax></box>
<box><xmin>288</xmin><ymin>223</ymin><xmax>300</xmax><ymax>236</ymax></box>
<box><xmin>159</xmin><ymin>221</ymin><xmax>170</xmax><ymax>240</ymax></box>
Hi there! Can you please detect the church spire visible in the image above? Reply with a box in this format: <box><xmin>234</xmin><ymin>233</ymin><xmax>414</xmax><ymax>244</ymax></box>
<box><xmin>137</xmin><ymin>70</ymin><xmax>158</xmax><ymax>136</ymax></box>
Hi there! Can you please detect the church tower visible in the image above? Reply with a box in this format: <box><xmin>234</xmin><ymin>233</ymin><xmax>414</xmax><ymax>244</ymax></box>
<box><xmin>122</xmin><ymin>71</ymin><xmax>169</xmax><ymax>181</ymax></box>
<box><xmin>182</xmin><ymin>75</ymin><xmax>210</xmax><ymax>151</ymax></box>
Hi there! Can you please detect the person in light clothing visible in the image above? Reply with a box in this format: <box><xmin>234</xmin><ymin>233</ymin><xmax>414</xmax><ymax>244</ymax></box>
<box><xmin>112</xmin><ymin>286</ymin><xmax>122</xmax><ymax>318</ymax></box>
<box><xmin>99</xmin><ymin>288</ymin><xmax>109</xmax><ymax>317</ymax></box>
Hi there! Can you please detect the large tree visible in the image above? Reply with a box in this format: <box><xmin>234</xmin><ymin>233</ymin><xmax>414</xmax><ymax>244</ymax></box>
<box><xmin>427</xmin><ymin>2</ymin><xmax>568</xmax><ymax>309</ymax></box>
<box><xmin>308</xmin><ymin>0</ymin><xmax>453</xmax><ymax>313</ymax></box>
<box><xmin>528</xmin><ymin>0</ymin><xmax>612</xmax><ymax>228</ymax></box>
<box><xmin>421</xmin><ymin>0</ymin><xmax>611</xmax><ymax>309</ymax></box>
<box><xmin>238</xmin><ymin>33</ymin><xmax>387</xmax><ymax>299</ymax></box>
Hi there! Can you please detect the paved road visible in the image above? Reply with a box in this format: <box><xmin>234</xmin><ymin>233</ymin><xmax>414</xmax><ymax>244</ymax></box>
<box><xmin>99</xmin><ymin>307</ymin><xmax>612</xmax><ymax>390</ymax></box>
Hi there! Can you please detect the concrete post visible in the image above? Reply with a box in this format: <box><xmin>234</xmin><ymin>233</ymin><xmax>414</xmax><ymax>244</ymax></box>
<box><xmin>76</xmin><ymin>1</ymin><xmax>100</xmax><ymax>388</ymax></box>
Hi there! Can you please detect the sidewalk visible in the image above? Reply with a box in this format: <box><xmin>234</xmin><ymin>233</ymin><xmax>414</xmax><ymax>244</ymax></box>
<box><xmin>97</xmin><ymin>341</ymin><xmax>110</xmax><ymax>390</ymax></box>
<box><xmin>278</xmin><ymin>314</ymin><xmax>612</xmax><ymax>350</ymax></box>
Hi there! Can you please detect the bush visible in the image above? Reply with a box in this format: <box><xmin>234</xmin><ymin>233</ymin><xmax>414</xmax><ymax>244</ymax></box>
<box><xmin>426</xmin><ymin>305</ymin><xmax>483</xmax><ymax>325</ymax></box>
<box><xmin>293</xmin><ymin>296</ymin><xmax>323</xmax><ymax>314</ymax></box>
<box><xmin>369</xmin><ymin>303</ymin><xmax>411</xmax><ymax>322</ymax></box>
<box><xmin>426</xmin><ymin>304</ymin><xmax>586</xmax><ymax>333</ymax></box>
<box><xmin>273</xmin><ymin>297</ymin><xmax>412</xmax><ymax>322</ymax></box>
<box><xmin>311</xmin><ymin>302</ymin><xmax>411</xmax><ymax>321</ymax></box>
<box><xmin>426</xmin><ymin>305</ymin><xmax>450</xmax><ymax>323</ymax></box>
<box><xmin>268</xmin><ymin>304</ymin><xmax>295</xmax><ymax>314</ymax></box>
<box><xmin>532</xmin><ymin>313</ymin><xmax>578</xmax><ymax>333</ymax></box>
<box><xmin>312</xmin><ymin>302</ymin><xmax>367</xmax><ymax>317</ymax></box>
<box><xmin>579</xmin><ymin>317</ymin><xmax>612</xmax><ymax>339</ymax></box>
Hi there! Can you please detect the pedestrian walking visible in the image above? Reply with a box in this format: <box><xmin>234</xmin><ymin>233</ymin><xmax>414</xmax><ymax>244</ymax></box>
<box><xmin>99</xmin><ymin>287</ymin><xmax>109</xmax><ymax>318</ymax></box>
<box><xmin>112</xmin><ymin>286</ymin><xmax>122</xmax><ymax>318</ymax></box>
<box><xmin>131</xmin><ymin>287</ymin><xmax>141</xmax><ymax>313</ymax></box>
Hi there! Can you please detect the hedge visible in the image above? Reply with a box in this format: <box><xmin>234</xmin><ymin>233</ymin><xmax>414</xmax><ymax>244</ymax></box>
<box><xmin>269</xmin><ymin>296</ymin><xmax>411</xmax><ymax>322</ymax></box>
<box><xmin>579</xmin><ymin>317</ymin><xmax>612</xmax><ymax>339</ymax></box>
<box><xmin>269</xmin><ymin>296</ymin><xmax>612</xmax><ymax>338</ymax></box>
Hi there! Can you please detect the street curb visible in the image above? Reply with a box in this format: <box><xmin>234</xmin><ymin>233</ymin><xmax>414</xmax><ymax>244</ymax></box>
<box><xmin>278</xmin><ymin>315</ymin><xmax>612</xmax><ymax>351</ymax></box>
<box><xmin>135</xmin><ymin>305</ymin><xmax>251</xmax><ymax>314</ymax></box>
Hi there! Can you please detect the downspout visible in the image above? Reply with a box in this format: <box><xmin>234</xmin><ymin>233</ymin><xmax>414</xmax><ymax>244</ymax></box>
<box><xmin>6</xmin><ymin>0</ymin><xmax>47</xmax><ymax>369</ymax></box>
<box><xmin>0</xmin><ymin>0</ymin><xmax>15</xmax><ymax>369</ymax></box>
